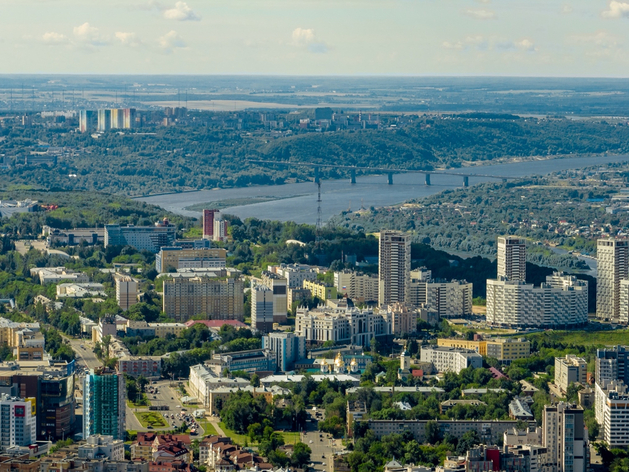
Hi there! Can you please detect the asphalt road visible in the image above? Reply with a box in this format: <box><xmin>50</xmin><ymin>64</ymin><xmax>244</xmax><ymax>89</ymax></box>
<box><xmin>67</xmin><ymin>338</ymin><xmax>103</xmax><ymax>371</ymax></box>
<box><xmin>301</xmin><ymin>409</ymin><xmax>341</xmax><ymax>472</ymax></box>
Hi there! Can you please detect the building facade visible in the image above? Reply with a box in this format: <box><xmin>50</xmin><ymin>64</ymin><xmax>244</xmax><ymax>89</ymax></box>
<box><xmin>378</xmin><ymin>231</ymin><xmax>411</xmax><ymax>306</ymax></box>
<box><xmin>597</xmin><ymin>238</ymin><xmax>629</xmax><ymax>321</ymax></box>
<box><xmin>595</xmin><ymin>380</ymin><xmax>629</xmax><ymax>447</ymax></box>
<box><xmin>497</xmin><ymin>236</ymin><xmax>527</xmax><ymax>282</ymax></box>
<box><xmin>268</xmin><ymin>264</ymin><xmax>320</xmax><ymax>289</ymax></box>
<box><xmin>0</xmin><ymin>395</ymin><xmax>36</xmax><ymax>450</ymax></box>
<box><xmin>295</xmin><ymin>307</ymin><xmax>391</xmax><ymax>347</ymax></box>
<box><xmin>162</xmin><ymin>276</ymin><xmax>244</xmax><ymax>322</ymax></box>
<box><xmin>202</xmin><ymin>210</ymin><xmax>218</xmax><ymax>240</ymax></box>
<box><xmin>408</xmin><ymin>269</ymin><xmax>473</xmax><ymax>317</ymax></box>
<box><xmin>596</xmin><ymin>345</ymin><xmax>629</xmax><ymax>385</ymax></box>
<box><xmin>117</xmin><ymin>357</ymin><xmax>162</xmax><ymax>379</ymax></box>
<box><xmin>543</xmin><ymin>402</ymin><xmax>587</xmax><ymax>472</ymax></box>
<box><xmin>334</xmin><ymin>270</ymin><xmax>379</xmax><ymax>302</ymax></box>
<box><xmin>115</xmin><ymin>275</ymin><xmax>138</xmax><ymax>311</ymax></box>
<box><xmin>419</xmin><ymin>346</ymin><xmax>483</xmax><ymax>374</ymax></box>
<box><xmin>303</xmin><ymin>279</ymin><xmax>337</xmax><ymax>301</ymax></box>
<box><xmin>156</xmin><ymin>247</ymin><xmax>227</xmax><ymax>274</ymax></box>
<box><xmin>251</xmin><ymin>284</ymin><xmax>274</xmax><ymax>334</ymax></box>
<box><xmin>486</xmin><ymin>272</ymin><xmax>588</xmax><ymax>328</ymax></box>
<box><xmin>261</xmin><ymin>272</ymin><xmax>288</xmax><ymax>324</ymax></box>
<box><xmin>261</xmin><ymin>332</ymin><xmax>306</xmax><ymax>372</ymax></box>
<box><xmin>83</xmin><ymin>370</ymin><xmax>126</xmax><ymax>440</ymax></box>
<box><xmin>104</xmin><ymin>220</ymin><xmax>177</xmax><ymax>253</ymax></box>
<box><xmin>554</xmin><ymin>355</ymin><xmax>587</xmax><ymax>394</ymax></box>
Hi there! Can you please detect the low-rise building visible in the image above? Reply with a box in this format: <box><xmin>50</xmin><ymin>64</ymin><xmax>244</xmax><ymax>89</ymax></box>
<box><xmin>188</xmin><ymin>364</ymin><xmax>249</xmax><ymax>407</ymax></box>
<box><xmin>77</xmin><ymin>434</ymin><xmax>124</xmax><ymax>461</ymax></box>
<box><xmin>420</xmin><ymin>345</ymin><xmax>483</xmax><ymax>374</ymax></box>
<box><xmin>303</xmin><ymin>279</ymin><xmax>337</xmax><ymax>301</ymax></box>
<box><xmin>117</xmin><ymin>357</ymin><xmax>162</xmax><ymax>379</ymax></box>
<box><xmin>0</xmin><ymin>318</ymin><xmax>45</xmax><ymax>361</ymax></box>
<box><xmin>56</xmin><ymin>283</ymin><xmax>106</xmax><ymax>299</ymax></box>
<box><xmin>503</xmin><ymin>426</ymin><xmax>543</xmax><ymax>447</ymax></box>
<box><xmin>267</xmin><ymin>263</ymin><xmax>320</xmax><ymax>289</ymax></box>
<box><xmin>30</xmin><ymin>267</ymin><xmax>89</xmax><ymax>285</ymax></box>
<box><xmin>42</xmin><ymin>226</ymin><xmax>104</xmax><ymax>246</ymax></box>
<box><xmin>205</xmin><ymin>349</ymin><xmax>277</xmax><ymax>375</ymax></box>
<box><xmin>509</xmin><ymin>397</ymin><xmax>534</xmax><ymax>420</ymax></box>
<box><xmin>485</xmin><ymin>338</ymin><xmax>531</xmax><ymax>363</ymax></box>
<box><xmin>156</xmin><ymin>246</ymin><xmax>226</xmax><ymax>273</ymax></box>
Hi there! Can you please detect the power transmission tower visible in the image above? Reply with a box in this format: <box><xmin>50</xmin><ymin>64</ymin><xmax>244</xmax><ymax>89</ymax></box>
<box><xmin>315</xmin><ymin>180</ymin><xmax>322</xmax><ymax>251</ymax></box>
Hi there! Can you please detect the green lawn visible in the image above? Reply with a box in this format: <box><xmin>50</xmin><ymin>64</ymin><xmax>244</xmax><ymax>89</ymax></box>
<box><xmin>218</xmin><ymin>422</ymin><xmax>301</xmax><ymax>446</ymax></box>
<box><xmin>127</xmin><ymin>394</ymin><xmax>151</xmax><ymax>408</ymax></box>
<box><xmin>524</xmin><ymin>329</ymin><xmax>629</xmax><ymax>347</ymax></box>
<box><xmin>136</xmin><ymin>412</ymin><xmax>168</xmax><ymax>428</ymax></box>
<box><xmin>280</xmin><ymin>431</ymin><xmax>301</xmax><ymax>444</ymax></box>
<box><xmin>199</xmin><ymin>420</ymin><xmax>218</xmax><ymax>436</ymax></box>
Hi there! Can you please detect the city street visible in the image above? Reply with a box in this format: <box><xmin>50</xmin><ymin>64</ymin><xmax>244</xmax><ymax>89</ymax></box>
<box><xmin>301</xmin><ymin>408</ymin><xmax>339</xmax><ymax>472</ymax></box>
<box><xmin>65</xmin><ymin>338</ymin><xmax>103</xmax><ymax>371</ymax></box>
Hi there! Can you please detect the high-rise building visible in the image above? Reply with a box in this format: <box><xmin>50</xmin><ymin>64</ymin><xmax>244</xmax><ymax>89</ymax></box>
<box><xmin>0</xmin><ymin>394</ymin><xmax>37</xmax><ymax>449</ymax></box>
<box><xmin>543</xmin><ymin>402</ymin><xmax>587</xmax><ymax>472</ymax></box>
<box><xmin>251</xmin><ymin>284</ymin><xmax>274</xmax><ymax>333</ymax></box>
<box><xmin>554</xmin><ymin>355</ymin><xmax>587</xmax><ymax>394</ymax></box>
<box><xmin>497</xmin><ymin>236</ymin><xmax>527</xmax><ymax>282</ymax></box>
<box><xmin>595</xmin><ymin>380</ymin><xmax>629</xmax><ymax>447</ymax></box>
<box><xmin>104</xmin><ymin>219</ymin><xmax>177</xmax><ymax>253</ymax></box>
<box><xmin>83</xmin><ymin>369</ymin><xmax>126</xmax><ymax>440</ymax></box>
<box><xmin>486</xmin><ymin>272</ymin><xmax>588</xmax><ymax>328</ymax></box>
<box><xmin>202</xmin><ymin>209</ymin><xmax>218</xmax><ymax>240</ymax></box>
<box><xmin>162</xmin><ymin>275</ymin><xmax>244</xmax><ymax>322</ymax></box>
<box><xmin>155</xmin><ymin>246</ymin><xmax>226</xmax><ymax>273</ymax></box>
<box><xmin>213</xmin><ymin>218</ymin><xmax>229</xmax><ymax>242</ymax></box>
<box><xmin>596</xmin><ymin>345</ymin><xmax>629</xmax><ymax>385</ymax></box>
<box><xmin>123</xmin><ymin>109</ymin><xmax>136</xmax><ymax>129</ymax></box>
<box><xmin>408</xmin><ymin>268</ymin><xmax>473</xmax><ymax>317</ymax></box>
<box><xmin>382</xmin><ymin>303</ymin><xmax>418</xmax><ymax>336</ymax></box>
<box><xmin>262</xmin><ymin>332</ymin><xmax>306</xmax><ymax>372</ymax></box>
<box><xmin>597</xmin><ymin>238</ymin><xmax>629</xmax><ymax>321</ymax></box>
<box><xmin>334</xmin><ymin>270</ymin><xmax>379</xmax><ymax>302</ymax></box>
<box><xmin>378</xmin><ymin>230</ymin><xmax>411</xmax><ymax>306</ymax></box>
<box><xmin>79</xmin><ymin>110</ymin><xmax>97</xmax><ymax>133</ymax></box>
<box><xmin>261</xmin><ymin>272</ymin><xmax>288</xmax><ymax>324</ymax></box>
<box><xmin>115</xmin><ymin>275</ymin><xmax>138</xmax><ymax>311</ymax></box>
<box><xmin>268</xmin><ymin>263</ymin><xmax>320</xmax><ymax>289</ymax></box>
<box><xmin>110</xmin><ymin>109</ymin><xmax>124</xmax><ymax>129</ymax></box>
<box><xmin>97</xmin><ymin>109</ymin><xmax>111</xmax><ymax>132</ymax></box>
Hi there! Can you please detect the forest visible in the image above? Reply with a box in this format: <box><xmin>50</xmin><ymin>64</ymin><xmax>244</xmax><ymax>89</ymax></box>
<box><xmin>2</xmin><ymin>113</ymin><xmax>629</xmax><ymax>196</ymax></box>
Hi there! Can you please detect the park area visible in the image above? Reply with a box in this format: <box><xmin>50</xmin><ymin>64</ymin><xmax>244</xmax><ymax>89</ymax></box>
<box><xmin>136</xmin><ymin>412</ymin><xmax>168</xmax><ymax>429</ymax></box>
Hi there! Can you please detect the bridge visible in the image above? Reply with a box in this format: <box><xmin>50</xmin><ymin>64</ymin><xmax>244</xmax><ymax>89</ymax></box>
<box><xmin>247</xmin><ymin>160</ymin><xmax>516</xmax><ymax>187</ymax></box>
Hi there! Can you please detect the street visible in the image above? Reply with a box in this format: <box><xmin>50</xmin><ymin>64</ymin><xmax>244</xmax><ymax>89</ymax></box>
<box><xmin>300</xmin><ymin>408</ymin><xmax>340</xmax><ymax>472</ymax></box>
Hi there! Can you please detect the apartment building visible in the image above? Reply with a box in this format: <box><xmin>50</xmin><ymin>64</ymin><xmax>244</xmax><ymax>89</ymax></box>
<box><xmin>188</xmin><ymin>364</ymin><xmax>249</xmax><ymax>408</ymax></box>
<box><xmin>162</xmin><ymin>275</ymin><xmax>244</xmax><ymax>322</ymax></box>
<box><xmin>497</xmin><ymin>236</ymin><xmax>527</xmax><ymax>281</ymax></box>
<box><xmin>382</xmin><ymin>303</ymin><xmax>418</xmax><ymax>336</ymax></box>
<box><xmin>251</xmin><ymin>284</ymin><xmax>274</xmax><ymax>334</ymax></box>
<box><xmin>116</xmin><ymin>357</ymin><xmax>162</xmax><ymax>379</ymax></box>
<box><xmin>595</xmin><ymin>380</ymin><xmax>629</xmax><ymax>447</ymax></box>
<box><xmin>104</xmin><ymin>219</ymin><xmax>177</xmax><ymax>253</ymax></box>
<box><xmin>334</xmin><ymin>270</ymin><xmax>379</xmax><ymax>302</ymax></box>
<box><xmin>486</xmin><ymin>272</ymin><xmax>588</xmax><ymax>328</ymax></box>
<box><xmin>77</xmin><ymin>435</ymin><xmax>124</xmax><ymax>461</ymax></box>
<box><xmin>437</xmin><ymin>338</ymin><xmax>486</xmax><ymax>355</ymax></box>
<box><xmin>114</xmin><ymin>275</ymin><xmax>138</xmax><ymax>311</ymax></box>
<box><xmin>379</xmin><ymin>230</ymin><xmax>411</xmax><ymax>306</ymax></box>
<box><xmin>261</xmin><ymin>272</ymin><xmax>288</xmax><ymax>324</ymax></box>
<box><xmin>303</xmin><ymin>279</ymin><xmax>337</xmax><ymax>301</ymax></box>
<box><xmin>543</xmin><ymin>403</ymin><xmax>587</xmax><ymax>472</ymax></box>
<box><xmin>420</xmin><ymin>346</ymin><xmax>483</xmax><ymax>374</ymax></box>
<box><xmin>295</xmin><ymin>306</ymin><xmax>391</xmax><ymax>347</ymax></box>
<box><xmin>596</xmin><ymin>345</ymin><xmax>629</xmax><ymax>385</ymax></box>
<box><xmin>408</xmin><ymin>269</ymin><xmax>472</xmax><ymax>317</ymax></box>
<box><xmin>485</xmin><ymin>338</ymin><xmax>531</xmax><ymax>363</ymax></box>
<box><xmin>261</xmin><ymin>332</ymin><xmax>306</xmax><ymax>372</ymax></box>
<box><xmin>597</xmin><ymin>238</ymin><xmax>629</xmax><ymax>321</ymax></box>
<box><xmin>0</xmin><ymin>394</ymin><xmax>36</xmax><ymax>450</ymax></box>
<box><xmin>0</xmin><ymin>319</ymin><xmax>45</xmax><ymax>362</ymax></box>
<box><xmin>268</xmin><ymin>263</ymin><xmax>320</xmax><ymax>289</ymax></box>
<box><xmin>554</xmin><ymin>355</ymin><xmax>587</xmax><ymax>394</ymax></box>
<box><xmin>155</xmin><ymin>247</ymin><xmax>226</xmax><ymax>273</ymax></box>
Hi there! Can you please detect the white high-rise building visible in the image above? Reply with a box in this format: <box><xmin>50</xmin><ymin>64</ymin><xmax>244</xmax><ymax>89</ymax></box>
<box><xmin>0</xmin><ymin>394</ymin><xmax>37</xmax><ymax>450</ymax></box>
<box><xmin>486</xmin><ymin>272</ymin><xmax>588</xmax><ymax>328</ymax></box>
<box><xmin>497</xmin><ymin>236</ymin><xmax>527</xmax><ymax>282</ymax></box>
<box><xmin>378</xmin><ymin>230</ymin><xmax>411</xmax><ymax>306</ymax></box>
<box><xmin>595</xmin><ymin>380</ymin><xmax>629</xmax><ymax>447</ymax></box>
<box><xmin>597</xmin><ymin>238</ymin><xmax>629</xmax><ymax>321</ymax></box>
<box><xmin>262</xmin><ymin>332</ymin><xmax>306</xmax><ymax>372</ymax></box>
<box><xmin>251</xmin><ymin>283</ymin><xmax>274</xmax><ymax>334</ymax></box>
<box><xmin>543</xmin><ymin>402</ymin><xmax>587</xmax><ymax>472</ymax></box>
<box><xmin>115</xmin><ymin>275</ymin><xmax>138</xmax><ymax>311</ymax></box>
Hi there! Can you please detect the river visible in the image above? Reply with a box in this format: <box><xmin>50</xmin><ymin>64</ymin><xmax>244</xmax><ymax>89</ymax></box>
<box><xmin>137</xmin><ymin>154</ymin><xmax>629</xmax><ymax>225</ymax></box>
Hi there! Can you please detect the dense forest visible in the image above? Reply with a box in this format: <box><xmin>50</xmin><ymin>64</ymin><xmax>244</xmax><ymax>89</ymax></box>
<box><xmin>2</xmin><ymin>114</ymin><xmax>629</xmax><ymax>195</ymax></box>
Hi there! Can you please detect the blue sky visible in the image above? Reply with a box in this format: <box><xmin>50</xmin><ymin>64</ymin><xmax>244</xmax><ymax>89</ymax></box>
<box><xmin>4</xmin><ymin>0</ymin><xmax>629</xmax><ymax>76</ymax></box>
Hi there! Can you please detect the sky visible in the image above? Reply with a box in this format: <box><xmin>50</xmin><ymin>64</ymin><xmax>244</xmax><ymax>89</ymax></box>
<box><xmin>4</xmin><ymin>0</ymin><xmax>629</xmax><ymax>76</ymax></box>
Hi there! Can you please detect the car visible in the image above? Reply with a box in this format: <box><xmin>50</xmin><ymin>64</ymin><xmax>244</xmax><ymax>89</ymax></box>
<box><xmin>181</xmin><ymin>408</ymin><xmax>187</xmax><ymax>411</ymax></box>
<box><xmin>171</xmin><ymin>397</ymin><xmax>174</xmax><ymax>400</ymax></box>
<box><xmin>309</xmin><ymin>440</ymin><xmax>312</xmax><ymax>444</ymax></box>
<box><xmin>147</xmin><ymin>425</ymin><xmax>153</xmax><ymax>429</ymax></box>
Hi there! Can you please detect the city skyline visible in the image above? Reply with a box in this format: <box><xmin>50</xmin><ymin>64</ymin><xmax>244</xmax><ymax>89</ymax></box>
<box><xmin>4</xmin><ymin>0</ymin><xmax>629</xmax><ymax>76</ymax></box>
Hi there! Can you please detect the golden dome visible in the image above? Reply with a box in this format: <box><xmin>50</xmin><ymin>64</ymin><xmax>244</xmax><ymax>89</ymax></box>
<box><xmin>350</xmin><ymin>358</ymin><xmax>358</xmax><ymax>366</ymax></box>
<box><xmin>334</xmin><ymin>352</ymin><xmax>343</xmax><ymax>366</ymax></box>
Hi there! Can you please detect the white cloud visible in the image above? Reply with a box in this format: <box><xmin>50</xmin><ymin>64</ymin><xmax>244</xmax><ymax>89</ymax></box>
<box><xmin>562</xmin><ymin>4</ymin><xmax>573</xmax><ymax>14</ymax></box>
<box><xmin>464</xmin><ymin>9</ymin><xmax>496</xmax><ymax>20</ymax></box>
<box><xmin>443</xmin><ymin>35</ymin><xmax>487</xmax><ymax>51</ymax></box>
<box><xmin>568</xmin><ymin>31</ymin><xmax>621</xmax><ymax>49</ymax></box>
<box><xmin>516</xmin><ymin>39</ymin><xmax>536</xmax><ymax>52</ymax></box>
<box><xmin>443</xmin><ymin>36</ymin><xmax>535</xmax><ymax>53</ymax></box>
<box><xmin>163</xmin><ymin>2</ymin><xmax>201</xmax><ymax>21</ymax></box>
<box><xmin>42</xmin><ymin>32</ymin><xmax>69</xmax><ymax>44</ymax></box>
<box><xmin>115</xmin><ymin>32</ymin><xmax>143</xmax><ymax>47</ymax></box>
<box><xmin>73</xmin><ymin>22</ymin><xmax>109</xmax><ymax>46</ymax></box>
<box><xmin>291</xmin><ymin>27</ymin><xmax>329</xmax><ymax>53</ymax></box>
<box><xmin>159</xmin><ymin>30</ymin><xmax>186</xmax><ymax>52</ymax></box>
<box><xmin>602</xmin><ymin>1</ymin><xmax>629</xmax><ymax>18</ymax></box>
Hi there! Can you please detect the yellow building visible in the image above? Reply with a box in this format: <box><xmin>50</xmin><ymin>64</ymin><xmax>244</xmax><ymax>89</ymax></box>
<box><xmin>148</xmin><ymin>323</ymin><xmax>187</xmax><ymax>338</ymax></box>
<box><xmin>303</xmin><ymin>279</ymin><xmax>337</xmax><ymax>300</ymax></box>
<box><xmin>485</xmin><ymin>338</ymin><xmax>531</xmax><ymax>362</ymax></box>
<box><xmin>156</xmin><ymin>247</ymin><xmax>227</xmax><ymax>273</ymax></box>
<box><xmin>437</xmin><ymin>338</ymin><xmax>487</xmax><ymax>356</ymax></box>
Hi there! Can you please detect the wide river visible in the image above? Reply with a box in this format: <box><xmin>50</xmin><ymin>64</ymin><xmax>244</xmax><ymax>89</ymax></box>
<box><xmin>138</xmin><ymin>154</ymin><xmax>629</xmax><ymax>224</ymax></box>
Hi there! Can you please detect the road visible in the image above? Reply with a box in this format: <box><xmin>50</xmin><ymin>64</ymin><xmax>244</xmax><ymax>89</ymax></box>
<box><xmin>300</xmin><ymin>408</ymin><xmax>342</xmax><ymax>472</ymax></box>
<box><xmin>65</xmin><ymin>338</ymin><xmax>103</xmax><ymax>371</ymax></box>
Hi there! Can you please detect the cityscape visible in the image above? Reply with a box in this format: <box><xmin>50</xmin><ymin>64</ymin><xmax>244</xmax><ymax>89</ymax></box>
<box><xmin>5</xmin><ymin>1</ymin><xmax>629</xmax><ymax>472</ymax></box>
